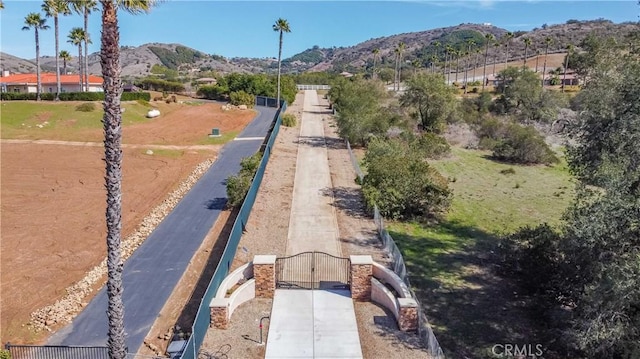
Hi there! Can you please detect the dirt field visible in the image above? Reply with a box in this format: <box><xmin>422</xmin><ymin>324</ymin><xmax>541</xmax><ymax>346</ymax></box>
<box><xmin>0</xmin><ymin>102</ymin><xmax>255</xmax><ymax>344</ymax></box>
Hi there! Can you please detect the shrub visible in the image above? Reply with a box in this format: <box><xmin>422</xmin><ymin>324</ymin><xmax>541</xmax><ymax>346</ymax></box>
<box><xmin>499</xmin><ymin>224</ymin><xmax>563</xmax><ymax>302</ymax></box>
<box><xmin>229</xmin><ymin>91</ymin><xmax>255</xmax><ymax>107</ymax></box>
<box><xmin>75</xmin><ymin>102</ymin><xmax>96</xmax><ymax>112</ymax></box>
<box><xmin>492</xmin><ymin>123</ymin><xmax>558</xmax><ymax>164</ymax></box>
<box><xmin>413</xmin><ymin>132</ymin><xmax>451</xmax><ymax>159</ymax></box>
<box><xmin>362</xmin><ymin>138</ymin><xmax>451</xmax><ymax>220</ymax></box>
<box><xmin>281</xmin><ymin>113</ymin><xmax>297</xmax><ymax>127</ymax></box>
<box><xmin>225</xmin><ymin>153</ymin><xmax>263</xmax><ymax>207</ymax></box>
<box><xmin>0</xmin><ymin>349</ymin><xmax>10</xmax><ymax>359</ymax></box>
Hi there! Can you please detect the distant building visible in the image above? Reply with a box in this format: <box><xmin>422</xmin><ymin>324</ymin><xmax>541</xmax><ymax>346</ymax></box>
<box><xmin>0</xmin><ymin>72</ymin><xmax>104</xmax><ymax>93</ymax></box>
<box><xmin>195</xmin><ymin>77</ymin><xmax>217</xmax><ymax>86</ymax></box>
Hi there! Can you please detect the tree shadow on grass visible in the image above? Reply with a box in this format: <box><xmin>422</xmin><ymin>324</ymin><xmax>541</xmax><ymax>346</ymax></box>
<box><xmin>389</xmin><ymin>220</ymin><xmax>547</xmax><ymax>358</ymax></box>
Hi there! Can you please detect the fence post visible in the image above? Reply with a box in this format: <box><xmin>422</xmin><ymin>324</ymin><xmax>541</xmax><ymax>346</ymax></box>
<box><xmin>350</xmin><ymin>255</ymin><xmax>373</xmax><ymax>301</ymax></box>
<box><xmin>253</xmin><ymin>255</ymin><xmax>276</xmax><ymax>298</ymax></box>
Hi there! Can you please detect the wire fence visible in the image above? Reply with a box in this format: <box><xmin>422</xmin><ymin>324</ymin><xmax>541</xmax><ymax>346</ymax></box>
<box><xmin>345</xmin><ymin>139</ymin><xmax>445</xmax><ymax>359</ymax></box>
<box><xmin>179</xmin><ymin>99</ymin><xmax>286</xmax><ymax>359</ymax></box>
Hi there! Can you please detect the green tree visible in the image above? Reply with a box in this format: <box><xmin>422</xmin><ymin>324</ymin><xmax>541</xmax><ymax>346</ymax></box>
<box><xmin>502</xmin><ymin>39</ymin><xmax>640</xmax><ymax>357</ymax></box>
<box><xmin>42</xmin><ymin>0</ymin><xmax>70</xmax><ymax>101</ymax></box>
<box><xmin>362</xmin><ymin>137</ymin><xmax>450</xmax><ymax>220</ymax></box>
<box><xmin>482</xmin><ymin>33</ymin><xmax>495</xmax><ymax>91</ymax></box>
<box><xmin>494</xmin><ymin>67</ymin><xmax>564</xmax><ymax>123</ymax></box>
<box><xmin>70</xmin><ymin>0</ymin><xmax>98</xmax><ymax>92</ymax></box>
<box><xmin>377</xmin><ymin>67</ymin><xmax>394</xmax><ymax>84</ymax></box>
<box><xmin>273</xmin><ymin>18</ymin><xmax>291</xmax><ymax>109</ymax></box>
<box><xmin>59</xmin><ymin>49</ymin><xmax>71</xmax><ymax>75</ymax></box>
<box><xmin>67</xmin><ymin>27</ymin><xmax>87</xmax><ymax>90</ymax></box>
<box><xmin>400</xmin><ymin>73</ymin><xmax>457</xmax><ymax>133</ymax></box>
<box><xmin>22</xmin><ymin>12</ymin><xmax>49</xmax><ymax>101</ymax></box>
<box><xmin>329</xmin><ymin>78</ymin><xmax>391</xmax><ymax>145</ymax></box>
<box><xmin>98</xmin><ymin>1</ymin><xmax>156</xmax><ymax>358</ymax></box>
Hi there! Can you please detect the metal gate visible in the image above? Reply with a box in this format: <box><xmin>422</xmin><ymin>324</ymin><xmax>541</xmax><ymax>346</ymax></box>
<box><xmin>275</xmin><ymin>252</ymin><xmax>350</xmax><ymax>290</ymax></box>
<box><xmin>4</xmin><ymin>344</ymin><xmax>110</xmax><ymax>359</ymax></box>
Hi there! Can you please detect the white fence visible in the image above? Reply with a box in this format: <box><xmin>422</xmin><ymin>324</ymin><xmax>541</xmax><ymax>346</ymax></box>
<box><xmin>296</xmin><ymin>84</ymin><xmax>331</xmax><ymax>91</ymax></box>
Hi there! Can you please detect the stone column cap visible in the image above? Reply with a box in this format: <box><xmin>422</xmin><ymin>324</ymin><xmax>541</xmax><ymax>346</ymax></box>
<box><xmin>350</xmin><ymin>255</ymin><xmax>373</xmax><ymax>265</ymax></box>
<box><xmin>210</xmin><ymin>297</ymin><xmax>229</xmax><ymax>307</ymax></box>
<box><xmin>398</xmin><ymin>297</ymin><xmax>418</xmax><ymax>308</ymax></box>
<box><xmin>253</xmin><ymin>255</ymin><xmax>277</xmax><ymax>265</ymax></box>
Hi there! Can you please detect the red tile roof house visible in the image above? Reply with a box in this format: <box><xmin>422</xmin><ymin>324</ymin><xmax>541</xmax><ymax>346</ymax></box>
<box><xmin>0</xmin><ymin>72</ymin><xmax>104</xmax><ymax>94</ymax></box>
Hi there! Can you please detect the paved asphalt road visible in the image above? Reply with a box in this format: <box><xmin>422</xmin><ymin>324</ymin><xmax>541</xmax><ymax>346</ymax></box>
<box><xmin>48</xmin><ymin>106</ymin><xmax>277</xmax><ymax>353</ymax></box>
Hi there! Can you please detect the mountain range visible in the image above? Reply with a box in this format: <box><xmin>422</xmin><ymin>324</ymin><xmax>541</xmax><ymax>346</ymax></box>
<box><xmin>1</xmin><ymin>19</ymin><xmax>637</xmax><ymax>78</ymax></box>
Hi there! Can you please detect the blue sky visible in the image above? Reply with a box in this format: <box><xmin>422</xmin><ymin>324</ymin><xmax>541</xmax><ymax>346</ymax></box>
<box><xmin>1</xmin><ymin>1</ymin><xmax>638</xmax><ymax>60</ymax></box>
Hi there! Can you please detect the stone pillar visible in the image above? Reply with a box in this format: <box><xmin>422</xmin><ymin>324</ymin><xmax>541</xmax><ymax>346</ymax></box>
<box><xmin>253</xmin><ymin>255</ymin><xmax>276</xmax><ymax>298</ymax></box>
<box><xmin>350</xmin><ymin>255</ymin><xmax>373</xmax><ymax>301</ymax></box>
<box><xmin>209</xmin><ymin>298</ymin><xmax>229</xmax><ymax>329</ymax></box>
<box><xmin>398</xmin><ymin>298</ymin><xmax>419</xmax><ymax>332</ymax></box>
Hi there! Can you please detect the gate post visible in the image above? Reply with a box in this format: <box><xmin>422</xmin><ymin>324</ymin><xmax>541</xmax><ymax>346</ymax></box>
<box><xmin>350</xmin><ymin>255</ymin><xmax>373</xmax><ymax>301</ymax></box>
<box><xmin>254</xmin><ymin>255</ymin><xmax>276</xmax><ymax>298</ymax></box>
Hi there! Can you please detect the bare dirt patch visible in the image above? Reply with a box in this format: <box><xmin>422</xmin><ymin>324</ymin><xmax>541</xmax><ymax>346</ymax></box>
<box><xmin>0</xmin><ymin>101</ymin><xmax>255</xmax><ymax>345</ymax></box>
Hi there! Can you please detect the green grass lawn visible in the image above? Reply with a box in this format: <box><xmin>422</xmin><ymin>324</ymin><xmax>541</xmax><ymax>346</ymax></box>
<box><xmin>0</xmin><ymin>101</ymin><xmax>151</xmax><ymax>139</ymax></box>
<box><xmin>388</xmin><ymin>147</ymin><xmax>574</xmax><ymax>358</ymax></box>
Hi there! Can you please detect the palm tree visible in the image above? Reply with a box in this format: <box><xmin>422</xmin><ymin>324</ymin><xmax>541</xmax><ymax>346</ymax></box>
<box><xmin>482</xmin><ymin>33</ymin><xmax>495</xmax><ymax>91</ymax></box>
<box><xmin>444</xmin><ymin>44</ymin><xmax>453</xmax><ymax>84</ymax></box>
<box><xmin>372</xmin><ymin>48</ymin><xmax>380</xmax><ymax>79</ymax></box>
<box><xmin>463</xmin><ymin>50</ymin><xmax>470</xmax><ymax>94</ymax></box>
<box><xmin>272</xmin><ymin>18</ymin><xmax>290</xmax><ymax>108</ymax></box>
<box><xmin>98</xmin><ymin>1</ymin><xmax>156</xmax><ymax>357</ymax></box>
<box><xmin>59</xmin><ymin>50</ymin><xmax>71</xmax><ymax>75</ymax></box>
<box><xmin>534</xmin><ymin>49</ymin><xmax>541</xmax><ymax>72</ymax></box>
<box><xmin>395</xmin><ymin>42</ymin><xmax>405</xmax><ymax>91</ymax></box>
<box><xmin>492</xmin><ymin>42</ymin><xmax>500</xmax><ymax>75</ymax></box>
<box><xmin>541</xmin><ymin>37</ymin><xmax>553</xmax><ymax>87</ymax></box>
<box><xmin>42</xmin><ymin>0</ymin><xmax>71</xmax><ymax>101</ymax></box>
<box><xmin>432</xmin><ymin>40</ymin><xmax>441</xmax><ymax>73</ymax></box>
<box><xmin>454</xmin><ymin>50</ymin><xmax>462</xmax><ymax>83</ymax></box>
<box><xmin>563</xmin><ymin>44</ymin><xmax>573</xmax><ymax>93</ymax></box>
<box><xmin>473</xmin><ymin>48</ymin><xmax>481</xmax><ymax>84</ymax></box>
<box><xmin>523</xmin><ymin>37</ymin><xmax>532</xmax><ymax>69</ymax></box>
<box><xmin>412</xmin><ymin>58</ymin><xmax>421</xmax><ymax>76</ymax></box>
<box><xmin>70</xmin><ymin>0</ymin><xmax>98</xmax><ymax>92</ymax></box>
<box><xmin>68</xmin><ymin>27</ymin><xmax>86</xmax><ymax>90</ymax></box>
<box><xmin>22</xmin><ymin>13</ymin><xmax>49</xmax><ymax>101</ymax></box>
<box><xmin>503</xmin><ymin>32</ymin><xmax>514</xmax><ymax>68</ymax></box>
<box><xmin>0</xmin><ymin>1</ymin><xmax>4</xmax><ymax>10</ymax></box>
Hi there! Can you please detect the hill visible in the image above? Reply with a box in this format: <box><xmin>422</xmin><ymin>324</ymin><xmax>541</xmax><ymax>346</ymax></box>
<box><xmin>2</xmin><ymin>19</ymin><xmax>636</xmax><ymax>79</ymax></box>
<box><xmin>277</xmin><ymin>19</ymin><xmax>638</xmax><ymax>74</ymax></box>
<box><xmin>0</xmin><ymin>52</ymin><xmax>38</xmax><ymax>74</ymax></box>
<box><xmin>3</xmin><ymin>43</ymin><xmax>255</xmax><ymax>79</ymax></box>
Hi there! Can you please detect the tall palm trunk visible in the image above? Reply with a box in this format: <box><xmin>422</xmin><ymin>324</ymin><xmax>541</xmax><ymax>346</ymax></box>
<box><xmin>276</xmin><ymin>30</ymin><xmax>283</xmax><ymax>108</ymax></box>
<box><xmin>463</xmin><ymin>56</ymin><xmax>469</xmax><ymax>94</ymax></box>
<box><xmin>100</xmin><ymin>1</ymin><xmax>126</xmax><ymax>358</ymax></box>
<box><xmin>542</xmin><ymin>45</ymin><xmax>550</xmax><ymax>87</ymax></box>
<box><xmin>504</xmin><ymin>42</ymin><xmax>509</xmax><ymax>68</ymax></box>
<box><xmin>54</xmin><ymin>16</ymin><xmax>61</xmax><ymax>100</ymax></box>
<box><xmin>563</xmin><ymin>50</ymin><xmax>569</xmax><ymax>93</ymax></box>
<box><xmin>482</xmin><ymin>43</ymin><xmax>490</xmax><ymax>91</ymax></box>
<box><xmin>35</xmin><ymin>28</ymin><xmax>42</xmax><ymax>101</ymax></box>
<box><xmin>83</xmin><ymin>8</ymin><xmax>90</xmax><ymax>92</ymax></box>
<box><xmin>372</xmin><ymin>55</ymin><xmax>377</xmax><ymax>80</ymax></box>
<box><xmin>77</xmin><ymin>43</ymin><xmax>83</xmax><ymax>90</ymax></box>
<box><xmin>455</xmin><ymin>53</ymin><xmax>460</xmax><ymax>83</ymax></box>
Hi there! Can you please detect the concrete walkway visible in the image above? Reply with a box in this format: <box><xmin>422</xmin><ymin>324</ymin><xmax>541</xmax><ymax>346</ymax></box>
<box><xmin>285</xmin><ymin>90</ymin><xmax>341</xmax><ymax>256</ymax></box>
<box><xmin>266</xmin><ymin>289</ymin><xmax>361</xmax><ymax>359</ymax></box>
<box><xmin>266</xmin><ymin>90</ymin><xmax>363</xmax><ymax>358</ymax></box>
